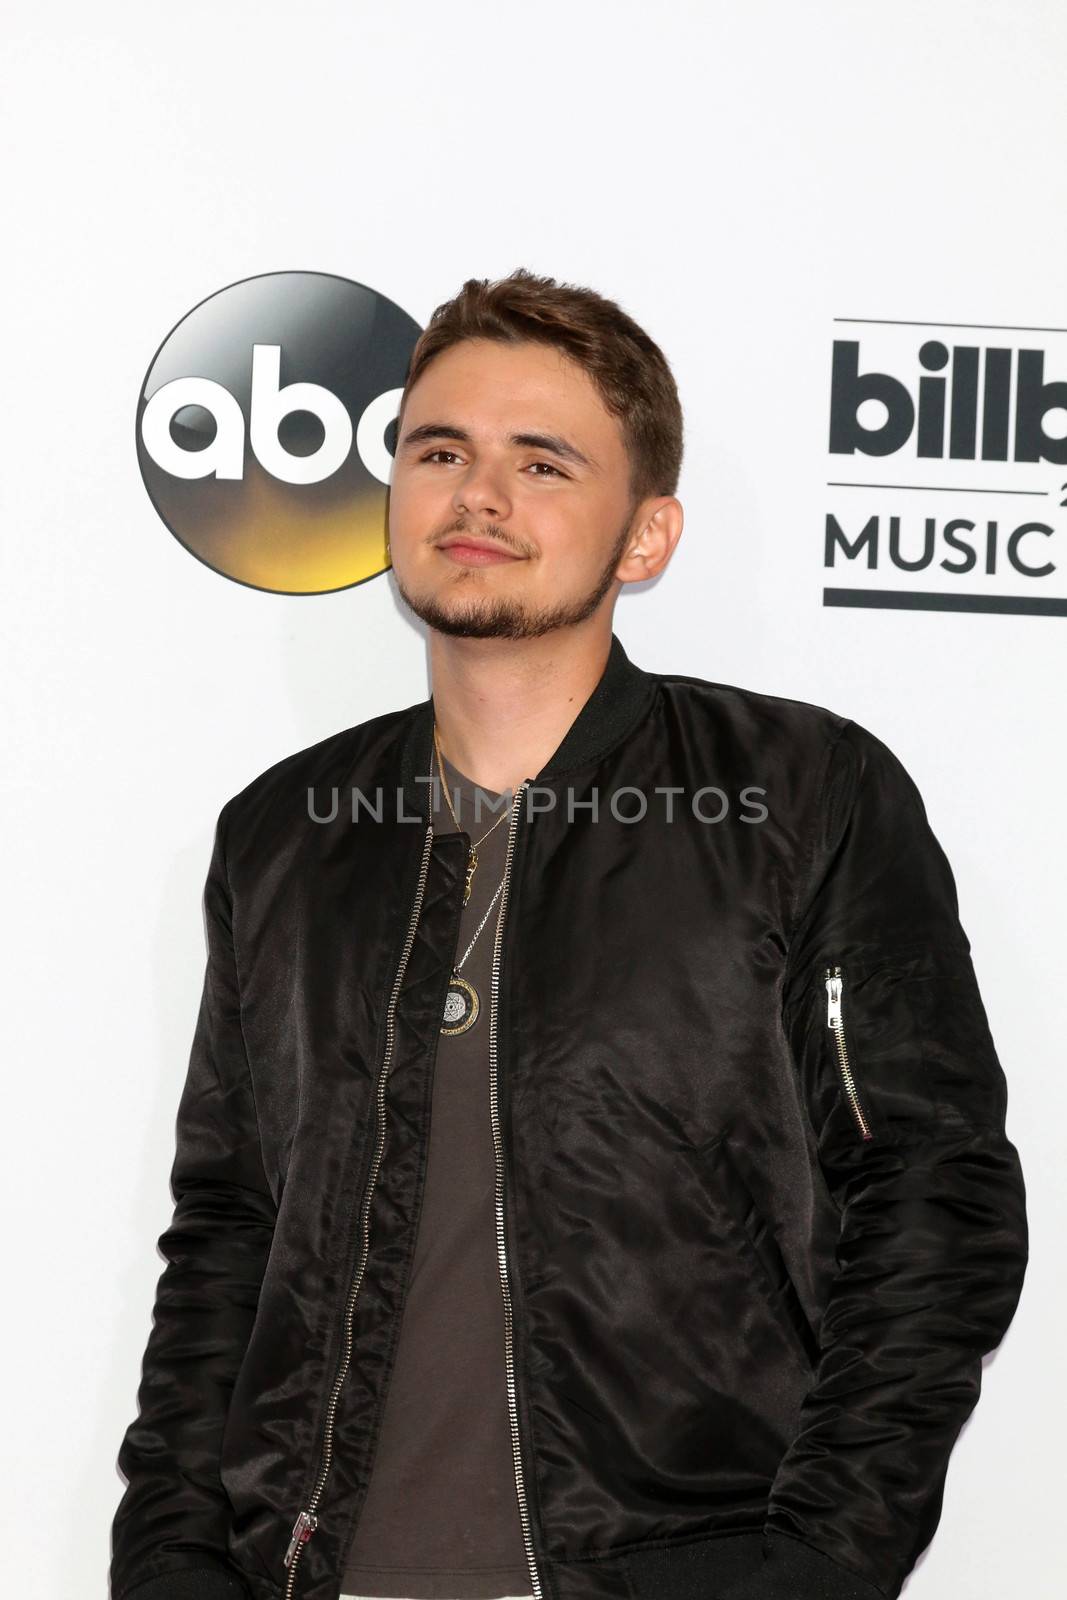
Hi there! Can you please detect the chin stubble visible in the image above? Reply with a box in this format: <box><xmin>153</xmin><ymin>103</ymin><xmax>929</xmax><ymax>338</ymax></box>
<box><xmin>393</xmin><ymin>518</ymin><xmax>634</xmax><ymax>642</ymax></box>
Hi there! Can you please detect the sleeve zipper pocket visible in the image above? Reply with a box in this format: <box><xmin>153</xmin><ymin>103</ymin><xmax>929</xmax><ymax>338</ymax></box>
<box><xmin>824</xmin><ymin>965</ymin><xmax>875</xmax><ymax>1143</ymax></box>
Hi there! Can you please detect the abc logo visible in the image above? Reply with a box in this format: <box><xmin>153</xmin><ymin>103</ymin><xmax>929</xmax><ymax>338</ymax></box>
<box><xmin>136</xmin><ymin>272</ymin><xmax>422</xmax><ymax>594</ymax></box>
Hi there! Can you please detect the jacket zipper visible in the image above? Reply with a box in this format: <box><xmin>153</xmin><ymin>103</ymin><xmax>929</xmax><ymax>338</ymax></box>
<box><xmin>281</xmin><ymin>820</ymin><xmax>435</xmax><ymax>1599</ymax></box>
<box><xmin>489</xmin><ymin>780</ymin><xmax>543</xmax><ymax>1600</ymax></box>
<box><xmin>823</xmin><ymin>965</ymin><xmax>874</xmax><ymax>1143</ymax></box>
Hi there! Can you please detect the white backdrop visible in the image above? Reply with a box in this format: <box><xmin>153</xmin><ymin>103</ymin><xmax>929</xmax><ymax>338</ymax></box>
<box><xmin>2</xmin><ymin>2</ymin><xmax>1062</xmax><ymax>1594</ymax></box>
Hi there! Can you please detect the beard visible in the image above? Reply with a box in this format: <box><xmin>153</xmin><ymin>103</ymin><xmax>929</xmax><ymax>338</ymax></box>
<box><xmin>391</xmin><ymin>514</ymin><xmax>635</xmax><ymax>641</ymax></box>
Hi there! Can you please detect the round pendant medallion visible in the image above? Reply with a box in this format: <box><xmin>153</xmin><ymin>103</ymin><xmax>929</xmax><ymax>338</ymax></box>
<box><xmin>441</xmin><ymin>974</ymin><xmax>480</xmax><ymax>1036</ymax></box>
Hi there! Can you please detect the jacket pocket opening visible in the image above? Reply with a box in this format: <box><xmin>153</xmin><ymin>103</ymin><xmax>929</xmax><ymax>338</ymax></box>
<box><xmin>700</xmin><ymin>1136</ymin><xmax>819</xmax><ymax>1376</ymax></box>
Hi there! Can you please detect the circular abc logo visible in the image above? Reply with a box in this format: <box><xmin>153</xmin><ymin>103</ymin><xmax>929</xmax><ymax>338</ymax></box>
<box><xmin>136</xmin><ymin>271</ymin><xmax>422</xmax><ymax>594</ymax></box>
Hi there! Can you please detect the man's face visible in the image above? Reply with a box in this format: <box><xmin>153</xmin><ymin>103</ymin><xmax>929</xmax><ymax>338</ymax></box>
<box><xmin>387</xmin><ymin>338</ymin><xmax>650</xmax><ymax>640</ymax></box>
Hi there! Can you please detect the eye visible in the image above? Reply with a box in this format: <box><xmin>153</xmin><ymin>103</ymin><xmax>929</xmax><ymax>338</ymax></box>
<box><xmin>417</xmin><ymin>449</ymin><xmax>565</xmax><ymax>478</ymax></box>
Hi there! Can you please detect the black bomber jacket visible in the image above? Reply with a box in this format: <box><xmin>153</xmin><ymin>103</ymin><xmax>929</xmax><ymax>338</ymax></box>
<box><xmin>110</xmin><ymin>632</ymin><xmax>1028</xmax><ymax>1600</ymax></box>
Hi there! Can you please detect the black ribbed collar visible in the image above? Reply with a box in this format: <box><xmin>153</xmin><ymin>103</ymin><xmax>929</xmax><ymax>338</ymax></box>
<box><xmin>397</xmin><ymin>630</ymin><xmax>657</xmax><ymax>822</ymax></box>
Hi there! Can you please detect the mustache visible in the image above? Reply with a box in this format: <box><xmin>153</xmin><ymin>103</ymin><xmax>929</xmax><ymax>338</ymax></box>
<box><xmin>432</xmin><ymin>519</ymin><xmax>534</xmax><ymax>558</ymax></box>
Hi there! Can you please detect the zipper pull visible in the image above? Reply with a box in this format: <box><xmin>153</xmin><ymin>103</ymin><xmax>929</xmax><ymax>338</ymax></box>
<box><xmin>284</xmin><ymin>1509</ymin><xmax>318</xmax><ymax>1569</ymax></box>
<box><xmin>824</xmin><ymin>966</ymin><xmax>842</xmax><ymax>1027</ymax></box>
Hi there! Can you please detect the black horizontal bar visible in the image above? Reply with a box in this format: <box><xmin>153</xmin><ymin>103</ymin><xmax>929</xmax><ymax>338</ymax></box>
<box><xmin>823</xmin><ymin>587</ymin><xmax>1067</xmax><ymax>615</ymax></box>
<box><xmin>833</xmin><ymin>317</ymin><xmax>1067</xmax><ymax>334</ymax></box>
<box><xmin>826</xmin><ymin>481</ymin><xmax>1047</xmax><ymax>497</ymax></box>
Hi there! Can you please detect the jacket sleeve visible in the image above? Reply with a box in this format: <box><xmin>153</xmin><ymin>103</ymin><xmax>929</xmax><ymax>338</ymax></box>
<box><xmin>110</xmin><ymin>800</ymin><xmax>276</xmax><ymax>1600</ymax></box>
<box><xmin>721</xmin><ymin>719</ymin><xmax>1028</xmax><ymax>1600</ymax></box>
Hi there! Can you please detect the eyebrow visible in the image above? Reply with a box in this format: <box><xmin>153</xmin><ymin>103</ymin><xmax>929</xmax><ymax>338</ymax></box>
<box><xmin>398</xmin><ymin>422</ymin><xmax>597</xmax><ymax>472</ymax></box>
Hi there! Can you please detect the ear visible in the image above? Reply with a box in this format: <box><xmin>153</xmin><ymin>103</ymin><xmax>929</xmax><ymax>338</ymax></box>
<box><xmin>615</xmin><ymin>497</ymin><xmax>685</xmax><ymax>584</ymax></box>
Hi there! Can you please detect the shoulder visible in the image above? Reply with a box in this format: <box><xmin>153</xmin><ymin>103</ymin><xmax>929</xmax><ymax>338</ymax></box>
<box><xmin>215</xmin><ymin>700</ymin><xmax>421</xmax><ymax>867</ymax></box>
<box><xmin>650</xmin><ymin>664</ymin><xmax>853</xmax><ymax>765</ymax></box>
<box><xmin>646</xmin><ymin>665</ymin><xmax>927</xmax><ymax>822</ymax></box>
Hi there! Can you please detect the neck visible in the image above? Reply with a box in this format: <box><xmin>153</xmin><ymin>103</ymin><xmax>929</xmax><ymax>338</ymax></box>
<box><xmin>428</xmin><ymin>617</ymin><xmax>615</xmax><ymax>795</ymax></box>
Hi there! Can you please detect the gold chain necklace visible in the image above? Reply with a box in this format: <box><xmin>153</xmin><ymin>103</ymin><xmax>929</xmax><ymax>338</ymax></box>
<box><xmin>433</xmin><ymin>722</ymin><xmax>510</xmax><ymax>906</ymax></box>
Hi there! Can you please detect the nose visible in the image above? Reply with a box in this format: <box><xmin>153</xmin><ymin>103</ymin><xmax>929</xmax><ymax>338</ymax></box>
<box><xmin>452</xmin><ymin>457</ymin><xmax>512</xmax><ymax>523</ymax></box>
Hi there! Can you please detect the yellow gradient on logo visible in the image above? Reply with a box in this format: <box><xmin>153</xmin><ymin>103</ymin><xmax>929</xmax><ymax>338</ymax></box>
<box><xmin>152</xmin><ymin>466</ymin><xmax>390</xmax><ymax>594</ymax></box>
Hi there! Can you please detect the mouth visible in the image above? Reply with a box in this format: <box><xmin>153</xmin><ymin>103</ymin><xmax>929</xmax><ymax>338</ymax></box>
<box><xmin>434</xmin><ymin>537</ymin><xmax>524</xmax><ymax>567</ymax></box>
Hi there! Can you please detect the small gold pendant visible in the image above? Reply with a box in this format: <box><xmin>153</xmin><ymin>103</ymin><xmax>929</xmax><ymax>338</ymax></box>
<box><xmin>441</xmin><ymin>972</ymin><xmax>480</xmax><ymax>1036</ymax></box>
<box><xmin>462</xmin><ymin>846</ymin><xmax>478</xmax><ymax>907</ymax></box>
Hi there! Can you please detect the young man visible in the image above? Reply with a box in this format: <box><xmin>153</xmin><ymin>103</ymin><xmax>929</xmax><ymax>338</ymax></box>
<box><xmin>110</xmin><ymin>270</ymin><xmax>1028</xmax><ymax>1600</ymax></box>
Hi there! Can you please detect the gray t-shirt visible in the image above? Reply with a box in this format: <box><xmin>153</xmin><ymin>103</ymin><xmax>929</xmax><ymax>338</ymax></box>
<box><xmin>340</xmin><ymin>753</ymin><xmax>532</xmax><ymax>1599</ymax></box>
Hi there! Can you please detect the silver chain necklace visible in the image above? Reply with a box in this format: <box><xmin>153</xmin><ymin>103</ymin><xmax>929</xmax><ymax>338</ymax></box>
<box><xmin>433</xmin><ymin>726</ymin><xmax>510</xmax><ymax>1037</ymax></box>
<box><xmin>441</xmin><ymin>873</ymin><xmax>506</xmax><ymax>1037</ymax></box>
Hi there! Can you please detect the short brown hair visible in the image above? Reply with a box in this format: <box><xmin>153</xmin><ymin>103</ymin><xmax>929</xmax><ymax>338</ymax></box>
<box><xmin>398</xmin><ymin>267</ymin><xmax>684</xmax><ymax>505</ymax></box>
